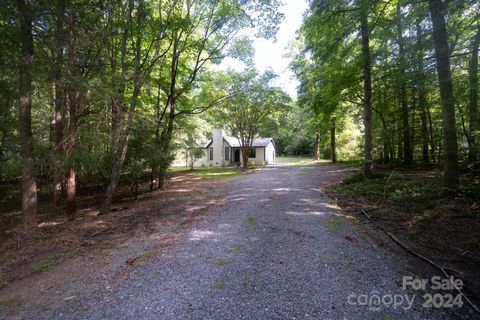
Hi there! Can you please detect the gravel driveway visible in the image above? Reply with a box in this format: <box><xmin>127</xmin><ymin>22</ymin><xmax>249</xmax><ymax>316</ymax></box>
<box><xmin>55</xmin><ymin>164</ymin><xmax>455</xmax><ymax>319</ymax></box>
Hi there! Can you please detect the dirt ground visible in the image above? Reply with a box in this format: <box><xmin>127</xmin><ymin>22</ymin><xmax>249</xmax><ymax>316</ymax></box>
<box><xmin>325</xmin><ymin>164</ymin><xmax>480</xmax><ymax>307</ymax></box>
<box><xmin>0</xmin><ymin>171</ymin><xmax>232</xmax><ymax>318</ymax></box>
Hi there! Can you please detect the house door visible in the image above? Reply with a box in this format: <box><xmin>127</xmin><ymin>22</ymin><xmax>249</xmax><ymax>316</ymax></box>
<box><xmin>234</xmin><ymin>149</ymin><xmax>240</xmax><ymax>162</ymax></box>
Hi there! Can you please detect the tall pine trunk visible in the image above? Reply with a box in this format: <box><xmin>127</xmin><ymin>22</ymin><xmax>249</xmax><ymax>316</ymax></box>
<box><xmin>18</xmin><ymin>0</ymin><xmax>38</xmax><ymax>229</ymax></box>
<box><xmin>157</xmin><ymin>97</ymin><xmax>176</xmax><ymax>188</ymax></box>
<box><xmin>53</xmin><ymin>0</ymin><xmax>66</xmax><ymax>207</ymax></box>
<box><xmin>314</xmin><ymin>132</ymin><xmax>320</xmax><ymax>160</ymax></box>
<box><xmin>397</xmin><ymin>3</ymin><xmax>412</xmax><ymax>164</ymax></box>
<box><xmin>416</xmin><ymin>16</ymin><xmax>430</xmax><ymax>163</ymax></box>
<box><xmin>65</xmin><ymin>92</ymin><xmax>77</xmax><ymax>220</ymax></box>
<box><xmin>331</xmin><ymin>118</ymin><xmax>336</xmax><ymax>163</ymax></box>
<box><xmin>360</xmin><ymin>3</ymin><xmax>373</xmax><ymax>173</ymax></box>
<box><xmin>64</xmin><ymin>7</ymin><xmax>80</xmax><ymax>221</ymax></box>
<box><xmin>420</xmin><ymin>101</ymin><xmax>429</xmax><ymax>163</ymax></box>
<box><xmin>468</xmin><ymin>25</ymin><xmax>480</xmax><ymax>162</ymax></box>
<box><xmin>428</xmin><ymin>0</ymin><xmax>459</xmax><ymax>187</ymax></box>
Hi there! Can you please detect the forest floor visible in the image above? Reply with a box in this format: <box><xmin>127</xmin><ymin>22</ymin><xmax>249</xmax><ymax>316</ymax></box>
<box><xmin>0</xmin><ymin>162</ymin><xmax>478</xmax><ymax>319</ymax></box>
<box><xmin>326</xmin><ymin>162</ymin><xmax>480</xmax><ymax>304</ymax></box>
<box><xmin>0</xmin><ymin>167</ymin><xmax>242</xmax><ymax>296</ymax></box>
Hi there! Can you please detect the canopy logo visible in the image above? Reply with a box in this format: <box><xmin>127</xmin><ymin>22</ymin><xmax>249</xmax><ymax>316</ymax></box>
<box><xmin>347</xmin><ymin>275</ymin><xmax>464</xmax><ymax>312</ymax></box>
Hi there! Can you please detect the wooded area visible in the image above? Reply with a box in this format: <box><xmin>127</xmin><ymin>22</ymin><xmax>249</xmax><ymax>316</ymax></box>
<box><xmin>1</xmin><ymin>0</ymin><xmax>479</xmax><ymax>232</ymax></box>
<box><xmin>292</xmin><ymin>0</ymin><xmax>479</xmax><ymax>185</ymax></box>
<box><xmin>1</xmin><ymin>0</ymin><xmax>287</xmax><ymax>230</ymax></box>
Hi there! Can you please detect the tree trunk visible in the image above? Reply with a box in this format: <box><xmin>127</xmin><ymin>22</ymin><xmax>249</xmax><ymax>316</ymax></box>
<box><xmin>427</xmin><ymin>105</ymin><xmax>436</xmax><ymax>162</ymax></box>
<box><xmin>415</xmin><ymin>14</ymin><xmax>436</xmax><ymax>162</ymax></box>
<box><xmin>428</xmin><ymin>0</ymin><xmax>459</xmax><ymax>187</ymax></box>
<box><xmin>53</xmin><ymin>0</ymin><xmax>66</xmax><ymax>207</ymax></box>
<box><xmin>468</xmin><ymin>25</ymin><xmax>480</xmax><ymax>162</ymax></box>
<box><xmin>420</xmin><ymin>101</ymin><xmax>429</xmax><ymax>163</ymax></box>
<box><xmin>66</xmin><ymin>167</ymin><xmax>76</xmax><ymax>220</ymax></box>
<box><xmin>157</xmin><ymin>96</ymin><xmax>176</xmax><ymax>188</ymax></box>
<box><xmin>397</xmin><ymin>3</ymin><xmax>412</xmax><ymax>164</ymax></box>
<box><xmin>360</xmin><ymin>4</ymin><xmax>373</xmax><ymax>173</ymax></box>
<box><xmin>330</xmin><ymin>118</ymin><xmax>336</xmax><ymax>163</ymax></box>
<box><xmin>397</xmin><ymin>113</ymin><xmax>403</xmax><ymax>161</ymax></box>
<box><xmin>100</xmin><ymin>105</ymin><xmax>134</xmax><ymax>214</ymax></box>
<box><xmin>101</xmin><ymin>1</ymin><xmax>146</xmax><ymax>212</ymax></box>
<box><xmin>314</xmin><ymin>132</ymin><xmax>320</xmax><ymax>160</ymax></box>
<box><xmin>151</xmin><ymin>84</ymin><xmax>165</xmax><ymax>190</ymax></box>
<box><xmin>18</xmin><ymin>0</ymin><xmax>38</xmax><ymax>229</ymax></box>
<box><xmin>65</xmin><ymin>92</ymin><xmax>77</xmax><ymax>221</ymax></box>
<box><xmin>64</xmin><ymin>7</ymin><xmax>79</xmax><ymax>221</ymax></box>
<box><xmin>241</xmin><ymin>147</ymin><xmax>249</xmax><ymax>170</ymax></box>
<box><xmin>416</xmin><ymin>16</ymin><xmax>430</xmax><ymax>163</ymax></box>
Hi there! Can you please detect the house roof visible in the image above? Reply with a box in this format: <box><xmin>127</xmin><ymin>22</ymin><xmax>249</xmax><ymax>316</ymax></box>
<box><xmin>197</xmin><ymin>140</ymin><xmax>211</xmax><ymax>148</ymax></box>
<box><xmin>203</xmin><ymin>135</ymin><xmax>274</xmax><ymax>148</ymax></box>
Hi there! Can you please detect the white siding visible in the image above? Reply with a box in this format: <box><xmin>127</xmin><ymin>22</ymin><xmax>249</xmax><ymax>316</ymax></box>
<box><xmin>238</xmin><ymin>147</ymin><xmax>264</xmax><ymax>166</ymax></box>
<box><xmin>193</xmin><ymin>149</ymin><xmax>208</xmax><ymax>167</ymax></box>
<box><xmin>174</xmin><ymin>129</ymin><xmax>275</xmax><ymax>167</ymax></box>
<box><xmin>265</xmin><ymin>141</ymin><xmax>275</xmax><ymax>164</ymax></box>
<box><xmin>211</xmin><ymin>129</ymin><xmax>224</xmax><ymax>166</ymax></box>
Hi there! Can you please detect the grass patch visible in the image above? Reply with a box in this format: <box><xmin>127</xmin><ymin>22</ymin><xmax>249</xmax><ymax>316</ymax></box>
<box><xmin>217</xmin><ymin>258</ymin><xmax>232</xmax><ymax>266</ymax></box>
<box><xmin>167</xmin><ymin>167</ymin><xmax>242</xmax><ymax>180</ymax></box>
<box><xmin>229</xmin><ymin>246</ymin><xmax>241</xmax><ymax>254</ymax></box>
<box><xmin>30</xmin><ymin>262</ymin><xmax>51</xmax><ymax>273</ymax></box>
<box><xmin>242</xmin><ymin>273</ymin><xmax>252</xmax><ymax>287</ymax></box>
<box><xmin>336</xmin><ymin>159</ymin><xmax>363</xmax><ymax>168</ymax></box>
<box><xmin>139</xmin><ymin>250</ymin><xmax>156</xmax><ymax>261</ymax></box>
<box><xmin>335</xmin><ymin>171</ymin><xmax>445</xmax><ymax>205</ymax></box>
<box><xmin>326</xmin><ymin>215</ymin><xmax>344</xmax><ymax>233</ymax></box>
<box><xmin>245</xmin><ymin>217</ymin><xmax>257</xmax><ymax>228</ymax></box>
<box><xmin>214</xmin><ymin>282</ymin><xmax>225</xmax><ymax>289</ymax></box>
<box><xmin>276</xmin><ymin>156</ymin><xmax>313</xmax><ymax>164</ymax></box>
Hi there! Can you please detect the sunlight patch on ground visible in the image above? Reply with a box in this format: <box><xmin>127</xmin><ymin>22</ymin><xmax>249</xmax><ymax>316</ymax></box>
<box><xmin>272</xmin><ymin>187</ymin><xmax>300</xmax><ymax>192</ymax></box>
<box><xmin>173</xmin><ymin>188</ymin><xmax>193</xmax><ymax>192</ymax></box>
<box><xmin>38</xmin><ymin>221</ymin><xmax>63</xmax><ymax>228</ymax></box>
<box><xmin>333</xmin><ymin>213</ymin><xmax>357</xmax><ymax>220</ymax></box>
<box><xmin>285</xmin><ymin>211</ymin><xmax>327</xmax><ymax>216</ymax></box>
<box><xmin>189</xmin><ymin>230</ymin><xmax>216</xmax><ymax>241</ymax></box>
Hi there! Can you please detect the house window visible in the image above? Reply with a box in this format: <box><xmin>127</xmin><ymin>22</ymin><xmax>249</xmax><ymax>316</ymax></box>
<box><xmin>209</xmin><ymin>147</ymin><xmax>213</xmax><ymax>161</ymax></box>
<box><xmin>248</xmin><ymin>148</ymin><xmax>256</xmax><ymax>158</ymax></box>
<box><xmin>225</xmin><ymin>147</ymin><xmax>230</xmax><ymax>161</ymax></box>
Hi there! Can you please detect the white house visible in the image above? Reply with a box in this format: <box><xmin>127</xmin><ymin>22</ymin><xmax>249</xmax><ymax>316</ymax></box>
<box><xmin>195</xmin><ymin>128</ymin><xmax>275</xmax><ymax>167</ymax></box>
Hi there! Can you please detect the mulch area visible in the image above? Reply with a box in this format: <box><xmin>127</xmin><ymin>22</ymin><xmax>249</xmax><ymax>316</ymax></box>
<box><xmin>0</xmin><ymin>172</ymin><xmax>229</xmax><ymax>289</ymax></box>
<box><xmin>325</xmin><ymin>164</ymin><xmax>480</xmax><ymax>302</ymax></box>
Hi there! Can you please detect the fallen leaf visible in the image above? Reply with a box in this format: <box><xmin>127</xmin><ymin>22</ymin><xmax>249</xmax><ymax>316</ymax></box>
<box><xmin>344</xmin><ymin>235</ymin><xmax>357</xmax><ymax>242</ymax></box>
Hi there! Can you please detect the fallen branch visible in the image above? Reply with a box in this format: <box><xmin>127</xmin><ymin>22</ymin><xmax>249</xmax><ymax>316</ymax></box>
<box><xmin>436</xmin><ymin>258</ymin><xmax>480</xmax><ymax>264</ymax></box>
<box><xmin>360</xmin><ymin>208</ymin><xmax>480</xmax><ymax>314</ymax></box>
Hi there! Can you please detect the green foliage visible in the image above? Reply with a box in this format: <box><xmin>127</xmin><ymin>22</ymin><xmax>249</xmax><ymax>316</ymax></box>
<box><xmin>30</xmin><ymin>262</ymin><xmax>51</xmax><ymax>273</ymax></box>
<box><xmin>337</xmin><ymin>171</ymin><xmax>445</xmax><ymax>205</ymax></box>
<box><xmin>0</xmin><ymin>0</ymin><xmax>286</xmax><ymax>213</ymax></box>
<box><xmin>291</xmin><ymin>0</ymin><xmax>480</xmax><ymax>171</ymax></box>
<box><xmin>208</xmin><ymin>69</ymin><xmax>290</xmax><ymax>168</ymax></box>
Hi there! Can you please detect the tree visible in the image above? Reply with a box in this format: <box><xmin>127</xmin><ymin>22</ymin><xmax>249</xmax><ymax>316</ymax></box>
<box><xmin>17</xmin><ymin>0</ymin><xmax>38</xmax><ymax>229</ymax></box>
<box><xmin>359</xmin><ymin>0</ymin><xmax>373</xmax><ymax>173</ymax></box>
<box><xmin>213</xmin><ymin>70</ymin><xmax>290</xmax><ymax>170</ymax></box>
<box><xmin>52</xmin><ymin>0</ymin><xmax>66</xmax><ymax>208</ymax></box>
<box><xmin>100</xmin><ymin>0</ymin><xmax>174</xmax><ymax>214</ymax></box>
<box><xmin>396</xmin><ymin>1</ymin><xmax>412</xmax><ymax>164</ymax></box>
<box><xmin>428</xmin><ymin>0</ymin><xmax>459</xmax><ymax>187</ymax></box>
<box><xmin>468</xmin><ymin>24</ymin><xmax>480</xmax><ymax>162</ymax></box>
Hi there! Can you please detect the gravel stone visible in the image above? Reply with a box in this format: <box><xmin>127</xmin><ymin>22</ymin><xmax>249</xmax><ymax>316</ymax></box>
<box><xmin>52</xmin><ymin>164</ymin><xmax>457</xmax><ymax>319</ymax></box>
